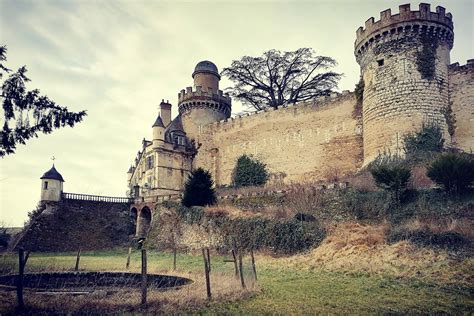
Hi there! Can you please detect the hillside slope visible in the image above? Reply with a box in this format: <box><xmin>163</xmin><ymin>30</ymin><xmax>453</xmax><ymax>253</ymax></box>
<box><xmin>17</xmin><ymin>200</ymin><xmax>134</xmax><ymax>252</ymax></box>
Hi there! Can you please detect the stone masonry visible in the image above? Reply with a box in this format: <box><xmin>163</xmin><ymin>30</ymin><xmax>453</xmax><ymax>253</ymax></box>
<box><xmin>127</xmin><ymin>3</ymin><xmax>473</xmax><ymax>201</ymax></box>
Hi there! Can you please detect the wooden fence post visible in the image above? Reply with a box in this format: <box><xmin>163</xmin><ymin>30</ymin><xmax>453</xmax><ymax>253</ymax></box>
<box><xmin>202</xmin><ymin>248</ymin><xmax>211</xmax><ymax>299</ymax></box>
<box><xmin>173</xmin><ymin>247</ymin><xmax>177</xmax><ymax>271</ymax></box>
<box><xmin>250</xmin><ymin>249</ymin><xmax>257</xmax><ymax>281</ymax></box>
<box><xmin>17</xmin><ymin>248</ymin><xmax>25</xmax><ymax>310</ymax></box>
<box><xmin>126</xmin><ymin>247</ymin><xmax>132</xmax><ymax>270</ymax></box>
<box><xmin>75</xmin><ymin>249</ymin><xmax>81</xmax><ymax>271</ymax></box>
<box><xmin>238</xmin><ymin>250</ymin><xmax>246</xmax><ymax>289</ymax></box>
<box><xmin>206</xmin><ymin>248</ymin><xmax>211</xmax><ymax>273</ymax></box>
<box><xmin>232</xmin><ymin>249</ymin><xmax>239</xmax><ymax>279</ymax></box>
<box><xmin>141</xmin><ymin>249</ymin><xmax>147</xmax><ymax>306</ymax></box>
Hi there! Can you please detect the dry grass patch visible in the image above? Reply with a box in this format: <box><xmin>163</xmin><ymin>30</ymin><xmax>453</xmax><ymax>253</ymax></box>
<box><xmin>263</xmin><ymin>222</ymin><xmax>473</xmax><ymax>286</ymax></box>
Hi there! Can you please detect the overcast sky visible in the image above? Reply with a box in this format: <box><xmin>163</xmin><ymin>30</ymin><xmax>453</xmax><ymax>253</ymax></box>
<box><xmin>0</xmin><ymin>0</ymin><xmax>472</xmax><ymax>226</ymax></box>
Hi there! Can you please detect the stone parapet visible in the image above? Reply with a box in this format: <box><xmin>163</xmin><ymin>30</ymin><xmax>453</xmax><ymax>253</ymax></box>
<box><xmin>178</xmin><ymin>86</ymin><xmax>231</xmax><ymax>117</ymax></box>
<box><xmin>355</xmin><ymin>3</ymin><xmax>453</xmax><ymax>60</ymax></box>
<box><xmin>448</xmin><ymin>60</ymin><xmax>474</xmax><ymax>73</ymax></box>
<box><xmin>202</xmin><ymin>91</ymin><xmax>354</xmax><ymax>134</ymax></box>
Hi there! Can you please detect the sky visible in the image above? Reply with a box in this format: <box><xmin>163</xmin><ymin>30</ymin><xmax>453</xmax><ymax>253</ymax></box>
<box><xmin>0</xmin><ymin>0</ymin><xmax>472</xmax><ymax>226</ymax></box>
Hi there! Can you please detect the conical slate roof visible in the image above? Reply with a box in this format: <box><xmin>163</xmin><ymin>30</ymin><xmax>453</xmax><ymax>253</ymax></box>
<box><xmin>40</xmin><ymin>165</ymin><xmax>64</xmax><ymax>182</ymax></box>
<box><xmin>152</xmin><ymin>115</ymin><xmax>165</xmax><ymax>128</ymax></box>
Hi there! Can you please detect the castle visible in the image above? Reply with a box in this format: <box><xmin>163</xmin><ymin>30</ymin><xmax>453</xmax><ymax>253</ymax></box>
<box><xmin>127</xmin><ymin>4</ymin><xmax>473</xmax><ymax>211</ymax></box>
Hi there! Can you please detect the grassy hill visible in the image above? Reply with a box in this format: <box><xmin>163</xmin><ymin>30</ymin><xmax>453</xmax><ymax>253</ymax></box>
<box><xmin>17</xmin><ymin>200</ymin><xmax>134</xmax><ymax>252</ymax></box>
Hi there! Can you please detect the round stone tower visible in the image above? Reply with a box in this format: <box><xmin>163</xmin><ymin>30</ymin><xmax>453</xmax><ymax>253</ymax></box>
<box><xmin>40</xmin><ymin>164</ymin><xmax>64</xmax><ymax>202</ymax></box>
<box><xmin>355</xmin><ymin>3</ymin><xmax>454</xmax><ymax>163</ymax></box>
<box><xmin>178</xmin><ymin>61</ymin><xmax>231</xmax><ymax>140</ymax></box>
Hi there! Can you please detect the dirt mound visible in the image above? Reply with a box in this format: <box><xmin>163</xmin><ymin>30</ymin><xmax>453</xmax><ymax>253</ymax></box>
<box><xmin>273</xmin><ymin>222</ymin><xmax>473</xmax><ymax>285</ymax></box>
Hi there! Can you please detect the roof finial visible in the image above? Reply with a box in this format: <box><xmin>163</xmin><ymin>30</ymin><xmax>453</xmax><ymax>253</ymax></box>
<box><xmin>52</xmin><ymin>155</ymin><xmax>56</xmax><ymax>167</ymax></box>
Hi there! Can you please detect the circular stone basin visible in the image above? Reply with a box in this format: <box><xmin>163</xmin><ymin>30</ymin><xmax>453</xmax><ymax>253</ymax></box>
<box><xmin>0</xmin><ymin>272</ymin><xmax>193</xmax><ymax>294</ymax></box>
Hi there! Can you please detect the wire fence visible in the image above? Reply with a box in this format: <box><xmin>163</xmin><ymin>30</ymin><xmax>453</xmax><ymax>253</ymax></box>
<box><xmin>0</xmin><ymin>247</ymin><xmax>258</xmax><ymax>313</ymax></box>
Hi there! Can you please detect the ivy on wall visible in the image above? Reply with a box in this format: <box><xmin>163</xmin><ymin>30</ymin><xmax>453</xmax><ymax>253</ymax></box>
<box><xmin>352</xmin><ymin>77</ymin><xmax>365</xmax><ymax>118</ymax></box>
<box><xmin>443</xmin><ymin>104</ymin><xmax>456</xmax><ymax>140</ymax></box>
<box><xmin>416</xmin><ymin>34</ymin><xmax>438</xmax><ymax>80</ymax></box>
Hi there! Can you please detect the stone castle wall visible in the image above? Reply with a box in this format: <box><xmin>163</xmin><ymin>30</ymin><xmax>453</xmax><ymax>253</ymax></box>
<box><xmin>449</xmin><ymin>61</ymin><xmax>474</xmax><ymax>152</ymax></box>
<box><xmin>194</xmin><ymin>92</ymin><xmax>363</xmax><ymax>186</ymax></box>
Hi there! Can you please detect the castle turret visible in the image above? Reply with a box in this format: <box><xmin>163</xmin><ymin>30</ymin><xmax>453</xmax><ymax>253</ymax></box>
<box><xmin>193</xmin><ymin>60</ymin><xmax>220</xmax><ymax>93</ymax></box>
<box><xmin>40</xmin><ymin>165</ymin><xmax>64</xmax><ymax>202</ymax></box>
<box><xmin>355</xmin><ymin>3</ymin><xmax>454</xmax><ymax>163</ymax></box>
<box><xmin>178</xmin><ymin>61</ymin><xmax>231</xmax><ymax>140</ymax></box>
<box><xmin>152</xmin><ymin>114</ymin><xmax>165</xmax><ymax>148</ymax></box>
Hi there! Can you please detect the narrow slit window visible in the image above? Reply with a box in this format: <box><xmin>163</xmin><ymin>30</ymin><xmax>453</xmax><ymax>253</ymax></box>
<box><xmin>44</xmin><ymin>181</ymin><xmax>48</xmax><ymax>189</ymax></box>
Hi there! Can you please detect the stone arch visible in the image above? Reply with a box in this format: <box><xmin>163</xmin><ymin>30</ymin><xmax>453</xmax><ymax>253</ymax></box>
<box><xmin>136</xmin><ymin>206</ymin><xmax>152</xmax><ymax>238</ymax></box>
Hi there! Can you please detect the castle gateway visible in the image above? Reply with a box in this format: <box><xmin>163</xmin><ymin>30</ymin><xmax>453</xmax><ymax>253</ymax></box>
<box><xmin>127</xmin><ymin>4</ymin><xmax>473</xmax><ymax>209</ymax></box>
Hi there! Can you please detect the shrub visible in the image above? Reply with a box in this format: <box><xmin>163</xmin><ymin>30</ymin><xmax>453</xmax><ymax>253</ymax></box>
<box><xmin>0</xmin><ymin>227</ymin><xmax>10</xmax><ymax>248</ymax></box>
<box><xmin>388</xmin><ymin>226</ymin><xmax>469</xmax><ymax>250</ymax></box>
<box><xmin>427</xmin><ymin>152</ymin><xmax>474</xmax><ymax>194</ymax></box>
<box><xmin>340</xmin><ymin>189</ymin><xmax>390</xmax><ymax>220</ymax></box>
<box><xmin>268</xmin><ymin>219</ymin><xmax>324</xmax><ymax>254</ymax></box>
<box><xmin>232</xmin><ymin>155</ymin><xmax>268</xmax><ymax>187</ymax></box>
<box><xmin>176</xmin><ymin>205</ymin><xmax>205</xmax><ymax>224</ymax></box>
<box><xmin>182</xmin><ymin>168</ymin><xmax>217</xmax><ymax>207</ymax></box>
<box><xmin>369</xmin><ymin>155</ymin><xmax>411</xmax><ymax>206</ymax></box>
<box><xmin>403</xmin><ymin>121</ymin><xmax>444</xmax><ymax>162</ymax></box>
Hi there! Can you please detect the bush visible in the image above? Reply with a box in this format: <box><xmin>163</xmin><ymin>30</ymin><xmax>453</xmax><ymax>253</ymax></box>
<box><xmin>176</xmin><ymin>205</ymin><xmax>205</xmax><ymax>224</ymax></box>
<box><xmin>388</xmin><ymin>226</ymin><xmax>469</xmax><ymax>250</ymax></box>
<box><xmin>232</xmin><ymin>155</ymin><xmax>268</xmax><ymax>187</ymax></box>
<box><xmin>268</xmin><ymin>219</ymin><xmax>325</xmax><ymax>254</ymax></box>
<box><xmin>341</xmin><ymin>189</ymin><xmax>390</xmax><ymax>220</ymax></box>
<box><xmin>369</xmin><ymin>155</ymin><xmax>411</xmax><ymax>206</ymax></box>
<box><xmin>403</xmin><ymin>121</ymin><xmax>444</xmax><ymax>162</ymax></box>
<box><xmin>182</xmin><ymin>168</ymin><xmax>217</xmax><ymax>207</ymax></box>
<box><xmin>427</xmin><ymin>152</ymin><xmax>474</xmax><ymax>194</ymax></box>
<box><xmin>0</xmin><ymin>227</ymin><xmax>10</xmax><ymax>248</ymax></box>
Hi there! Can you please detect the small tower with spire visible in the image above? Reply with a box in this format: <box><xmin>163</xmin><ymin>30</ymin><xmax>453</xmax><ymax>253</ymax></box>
<box><xmin>40</xmin><ymin>162</ymin><xmax>65</xmax><ymax>202</ymax></box>
<box><xmin>152</xmin><ymin>104</ymin><xmax>166</xmax><ymax>149</ymax></box>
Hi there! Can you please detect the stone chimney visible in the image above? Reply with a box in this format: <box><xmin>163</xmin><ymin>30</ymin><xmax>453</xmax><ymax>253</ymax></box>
<box><xmin>160</xmin><ymin>99</ymin><xmax>172</xmax><ymax>127</ymax></box>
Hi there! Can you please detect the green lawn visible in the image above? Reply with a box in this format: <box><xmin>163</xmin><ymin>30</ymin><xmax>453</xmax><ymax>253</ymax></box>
<box><xmin>0</xmin><ymin>250</ymin><xmax>472</xmax><ymax>314</ymax></box>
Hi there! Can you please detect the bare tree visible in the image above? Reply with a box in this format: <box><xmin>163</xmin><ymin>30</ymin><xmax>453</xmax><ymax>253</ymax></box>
<box><xmin>0</xmin><ymin>45</ymin><xmax>86</xmax><ymax>157</ymax></box>
<box><xmin>221</xmin><ymin>48</ymin><xmax>341</xmax><ymax>110</ymax></box>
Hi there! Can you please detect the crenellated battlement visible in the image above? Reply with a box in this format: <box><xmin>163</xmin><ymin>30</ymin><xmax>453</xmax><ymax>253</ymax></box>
<box><xmin>448</xmin><ymin>59</ymin><xmax>474</xmax><ymax>72</ymax></box>
<box><xmin>177</xmin><ymin>86</ymin><xmax>232</xmax><ymax>116</ymax></box>
<box><xmin>202</xmin><ymin>90</ymin><xmax>355</xmax><ymax>133</ymax></box>
<box><xmin>355</xmin><ymin>3</ymin><xmax>454</xmax><ymax>57</ymax></box>
<box><xmin>178</xmin><ymin>86</ymin><xmax>231</xmax><ymax>103</ymax></box>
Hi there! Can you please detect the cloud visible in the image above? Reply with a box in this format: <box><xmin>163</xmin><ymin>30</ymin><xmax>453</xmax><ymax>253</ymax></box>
<box><xmin>0</xmin><ymin>0</ymin><xmax>472</xmax><ymax>226</ymax></box>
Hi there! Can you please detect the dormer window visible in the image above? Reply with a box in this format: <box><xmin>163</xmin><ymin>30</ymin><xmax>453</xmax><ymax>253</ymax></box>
<box><xmin>171</xmin><ymin>132</ymin><xmax>185</xmax><ymax>146</ymax></box>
